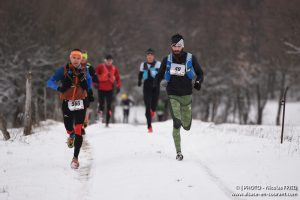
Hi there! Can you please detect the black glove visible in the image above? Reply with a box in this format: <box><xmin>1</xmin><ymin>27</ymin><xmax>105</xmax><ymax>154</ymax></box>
<box><xmin>116</xmin><ymin>88</ymin><xmax>120</xmax><ymax>94</ymax></box>
<box><xmin>194</xmin><ymin>80</ymin><xmax>201</xmax><ymax>91</ymax></box>
<box><xmin>88</xmin><ymin>90</ymin><xmax>94</xmax><ymax>102</ymax></box>
<box><xmin>77</xmin><ymin>71</ymin><xmax>88</xmax><ymax>90</ymax></box>
<box><xmin>138</xmin><ymin>80</ymin><xmax>142</xmax><ymax>87</ymax></box>
<box><xmin>57</xmin><ymin>86</ymin><xmax>67</xmax><ymax>93</ymax></box>
<box><xmin>77</xmin><ymin>71</ymin><xmax>86</xmax><ymax>82</ymax></box>
<box><xmin>61</xmin><ymin>76</ymin><xmax>72</xmax><ymax>89</ymax></box>
<box><xmin>79</xmin><ymin>80</ymin><xmax>88</xmax><ymax>90</ymax></box>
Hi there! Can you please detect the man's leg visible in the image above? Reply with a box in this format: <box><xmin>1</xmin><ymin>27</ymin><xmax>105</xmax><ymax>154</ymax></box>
<box><xmin>143</xmin><ymin>89</ymin><xmax>152</xmax><ymax>129</ymax></box>
<box><xmin>168</xmin><ymin>96</ymin><xmax>182</xmax><ymax>153</ymax></box>
<box><xmin>180</xmin><ymin>95</ymin><xmax>192</xmax><ymax>131</ymax></box>
<box><xmin>151</xmin><ymin>87</ymin><xmax>160</xmax><ymax>112</ymax></box>
<box><xmin>73</xmin><ymin>106</ymin><xmax>87</xmax><ymax>160</ymax></box>
<box><xmin>62</xmin><ymin>100</ymin><xmax>75</xmax><ymax>147</ymax></box>
<box><xmin>105</xmin><ymin>90</ymin><xmax>113</xmax><ymax>126</ymax></box>
<box><xmin>97</xmin><ymin>90</ymin><xmax>105</xmax><ymax>112</ymax></box>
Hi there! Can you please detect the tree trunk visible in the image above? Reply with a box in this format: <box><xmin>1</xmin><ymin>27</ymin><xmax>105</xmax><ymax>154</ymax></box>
<box><xmin>34</xmin><ymin>98</ymin><xmax>39</xmax><ymax>125</ymax></box>
<box><xmin>256</xmin><ymin>84</ymin><xmax>262</xmax><ymax>125</ymax></box>
<box><xmin>24</xmin><ymin>71</ymin><xmax>33</xmax><ymax>136</ymax></box>
<box><xmin>203</xmin><ymin>100</ymin><xmax>210</xmax><ymax>122</ymax></box>
<box><xmin>44</xmin><ymin>87</ymin><xmax>47</xmax><ymax>120</ymax></box>
<box><xmin>242</xmin><ymin>90</ymin><xmax>251</xmax><ymax>124</ymax></box>
<box><xmin>256</xmin><ymin>83</ymin><xmax>268</xmax><ymax>125</ymax></box>
<box><xmin>0</xmin><ymin>113</ymin><xmax>10</xmax><ymax>140</ymax></box>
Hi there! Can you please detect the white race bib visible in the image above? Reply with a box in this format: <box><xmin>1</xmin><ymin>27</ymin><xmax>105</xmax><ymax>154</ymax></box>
<box><xmin>170</xmin><ymin>63</ymin><xmax>185</xmax><ymax>76</ymax></box>
<box><xmin>68</xmin><ymin>100</ymin><xmax>84</xmax><ymax>111</ymax></box>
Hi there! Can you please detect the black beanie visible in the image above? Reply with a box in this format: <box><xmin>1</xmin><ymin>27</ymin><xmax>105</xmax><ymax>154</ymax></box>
<box><xmin>171</xmin><ymin>34</ymin><xmax>184</xmax><ymax>44</ymax></box>
<box><xmin>146</xmin><ymin>48</ymin><xmax>155</xmax><ymax>54</ymax></box>
<box><xmin>105</xmin><ymin>54</ymin><xmax>113</xmax><ymax>60</ymax></box>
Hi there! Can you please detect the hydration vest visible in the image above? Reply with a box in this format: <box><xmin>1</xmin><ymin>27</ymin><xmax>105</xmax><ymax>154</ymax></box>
<box><xmin>60</xmin><ymin>64</ymin><xmax>88</xmax><ymax>100</ymax></box>
<box><xmin>143</xmin><ymin>61</ymin><xmax>158</xmax><ymax>80</ymax></box>
<box><xmin>99</xmin><ymin>65</ymin><xmax>116</xmax><ymax>83</ymax></box>
<box><xmin>164</xmin><ymin>53</ymin><xmax>195</xmax><ymax>81</ymax></box>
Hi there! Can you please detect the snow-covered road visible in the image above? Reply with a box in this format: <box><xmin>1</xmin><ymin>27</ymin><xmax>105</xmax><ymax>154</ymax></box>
<box><xmin>1</xmin><ymin>120</ymin><xmax>300</xmax><ymax>200</ymax></box>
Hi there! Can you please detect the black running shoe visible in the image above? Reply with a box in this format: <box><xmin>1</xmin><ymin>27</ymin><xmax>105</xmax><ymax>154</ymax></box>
<box><xmin>176</xmin><ymin>152</ymin><xmax>184</xmax><ymax>161</ymax></box>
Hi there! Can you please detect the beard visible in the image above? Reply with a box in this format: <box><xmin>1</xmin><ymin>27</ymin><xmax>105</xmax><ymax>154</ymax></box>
<box><xmin>172</xmin><ymin>49</ymin><xmax>182</xmax><ymax>55</ymax></box>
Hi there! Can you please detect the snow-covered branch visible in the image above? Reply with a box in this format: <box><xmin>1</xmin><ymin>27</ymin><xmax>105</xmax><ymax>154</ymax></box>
<box><xmin>284</xmin><ymin>41</ymin><xmax>300</xmax><ymax>54</ymax></box>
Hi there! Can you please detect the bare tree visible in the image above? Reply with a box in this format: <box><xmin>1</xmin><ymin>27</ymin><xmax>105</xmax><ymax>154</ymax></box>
<box><xmin>0</xmin><ymin>113</ymin><xmax>10</xmax><ymax>140</ymax></box>
<box><xmin>24</xmin><ymin>71</ymin><xmax>32</xmax><ymax>136</ymax></box>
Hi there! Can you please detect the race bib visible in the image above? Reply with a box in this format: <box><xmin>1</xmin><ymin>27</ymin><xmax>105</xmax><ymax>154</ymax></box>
<box><xmin>170</xmin><ymin>63</ymin><xmax>185</xmax><ymax>76</ymax></box>
<box><xmin>68</xmin><ymin>100</ymin><xmax>84</xmax><ymax>111</ymax></box>
<box><xmin>123</xmin><ymin>105</ymin><xmax>130</xmax><ymax>110</ymax></box>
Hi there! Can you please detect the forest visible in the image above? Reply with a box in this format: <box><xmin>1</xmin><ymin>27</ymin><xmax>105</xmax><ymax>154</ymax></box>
<box><xmin>0</xmin><ymin>0</ymin><xmax>300</xmax><ymax>127</ymax></box>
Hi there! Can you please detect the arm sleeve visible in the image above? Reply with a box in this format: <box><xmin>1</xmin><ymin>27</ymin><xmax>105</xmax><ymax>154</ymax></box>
<box><xmin>86</xmin><ymin>70</ymin><xmax>93</xmax><ymax>90</ymax></box>
<box><xmin>139</xmin><ymin>62</ymin><xmax>144</xmax><ymax>72</ymax></box>
<box><xmin>46</xmin><ymin>67</ymin><xmax>64</xmax><ymax>91</ymax></box>
<box><xmin>192</xmin><ymin>55</ymin><xmax>204</xmax><ymax>83</ymax></box>
<box><xmin>115</xmin><ymin>67</ymin><xmax>121</xmax><ymax>88</ymax></box>
<box><xmin>89</xmin><ymin>65</ymin><xmax>99</xmax><ymax>83</ymax></box>
<box><xmin>155</xmin><ymin>57</ymin><xmax>167</xmax><ymax>84</ymax></box>
<box><xmin>138</xmin><ymin>63</ymin><xmax>144</xmax><ymax>83</ymax></box>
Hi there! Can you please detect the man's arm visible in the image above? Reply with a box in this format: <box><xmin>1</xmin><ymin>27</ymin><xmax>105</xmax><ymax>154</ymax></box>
<box><xmin>86</xmin><ymin>70</ymin><xmax>93</xmax><ymax>91</ymax></box>
<box><xmin>89</xmin><ymin>65</ymin><xmax>99</xmax><ymax>83</ymax></box>
<box><xmin>46</xmin><ymin>67</ymin><xmax>64</xmax><ymax>91</ymax></box>
<box><xmin>138</xmin><ymin>63</ymin><xmax>143</xmax><ymax>86</ymax></box>
<box><xmin>154</xmin><ymin>57</ymin><xmax>167</xmax><ymax>85</ymax></box>
<box><xmin>192</xmin><ymin>55</ymin><xmax>204</xmax><ymax>83</ymax></box>
<box><xmin>115</xmin><ymin>67</ymin><xmax>121</xmax><ymax>89</ymax></box>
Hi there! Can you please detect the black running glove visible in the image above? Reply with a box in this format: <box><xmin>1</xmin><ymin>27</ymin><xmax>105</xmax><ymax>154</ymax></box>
<box><xmin>88</xmin><ymin>90</ymin><xmax>94</xmax><ymax>102</ymax></box>
<box><xmin>77</xmin><ymin>71</ymin><xmax>88</xmax><ymax>90</ymax></box>
<box><xmin>194</xmin><ymin>80</ymin><xmax>201</xmax><ymax>91</ymax></box>
<box><xmin>59</xmin><ymin>76</ymin><xmax>73</xmax><ymax>92</ymax></box>
<box><xmin>57</xmin><ymin>86</ymin><xmax>67</xmax><ymax>93</ymax></box>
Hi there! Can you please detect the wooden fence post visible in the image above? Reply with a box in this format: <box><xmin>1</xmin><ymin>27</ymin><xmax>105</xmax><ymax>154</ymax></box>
<box><xmin>280</xmin><ymin>87</ymin><xmax>289</xmax><ymax>144</ymax></box>
<box><xmin>24</xmin><ymin>71</ymin><xmax>32</xmax><ymax>136</ymax></box>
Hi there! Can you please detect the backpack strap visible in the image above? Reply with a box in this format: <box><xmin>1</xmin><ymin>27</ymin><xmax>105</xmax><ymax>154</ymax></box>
<box><xmin>185</xmin><ymin>53</ymin><xmax>193</xmax><ymax>71</ymax></box>
<box><xmin>164</xmin><ymin>54</ymin><xmax>172</xmax><ymax>81</ymax></box>
<box><xmin>185</xmin><ymin>53</ymin><xmax>195</xmax><ymax>79</ymax></box>
<box><xmin>151</xmin><ymin>61</ymin><xmax>157</xmax><ymax>68</ymax></box>
<box><xmin>143</xmin><ymin>62</ymin><xmax>148</xmax><ymax>70</ymax></box>
<box><xmin>64</xmin><ymin>64</ymin><xmax>73</xmax><ymax>79</ymax></box>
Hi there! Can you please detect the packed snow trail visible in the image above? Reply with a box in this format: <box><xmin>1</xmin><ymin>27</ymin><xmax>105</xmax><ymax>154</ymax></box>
<box><xmin>85</xmin><ymin>122</ymin><xmax>233</xmax><ymax>200</ymax></box>
<box><xmin>1</xmin><ymin>120</ymin><xmax>300</xmax><ymax>200</ymax></box>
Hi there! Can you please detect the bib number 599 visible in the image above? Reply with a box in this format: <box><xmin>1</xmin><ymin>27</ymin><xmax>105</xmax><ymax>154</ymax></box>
<box><xmin>68</xmin><ymin>100</ymin><xmax>84</xmax><ymax>111</ymax></box>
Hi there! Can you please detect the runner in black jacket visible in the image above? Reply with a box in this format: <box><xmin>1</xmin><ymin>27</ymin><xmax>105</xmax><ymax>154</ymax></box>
<box><xmin>138</xmin><ymin>48</ymin><xmax>161</xmax><ymax>133</ymax></box>
<box><xmin>155</xmin><ymin>34</ymin><xmax>204</xmax><ymax>161</ymax></box>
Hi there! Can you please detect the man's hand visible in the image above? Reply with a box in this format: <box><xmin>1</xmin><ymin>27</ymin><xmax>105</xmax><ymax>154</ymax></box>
<box><xmin>57</xmin><ymin>86</ymin><xmax>67</xmax><ymax>93</ymax></box>
<box><xmin>194</xmin><ymin>80</ymin><xmax>201</xmax><ymax>91</ymax></box>
<box><xmin>88</xmin><ymin>90</ymin><xmax>94</xmax><ymax>102</ymax></box>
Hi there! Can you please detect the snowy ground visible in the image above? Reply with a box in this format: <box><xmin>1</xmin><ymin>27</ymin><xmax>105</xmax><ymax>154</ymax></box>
<box><xmin>1</xmin><ymin>119</ymin><xmax>300</xmax><ymax>200</ymax></box>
